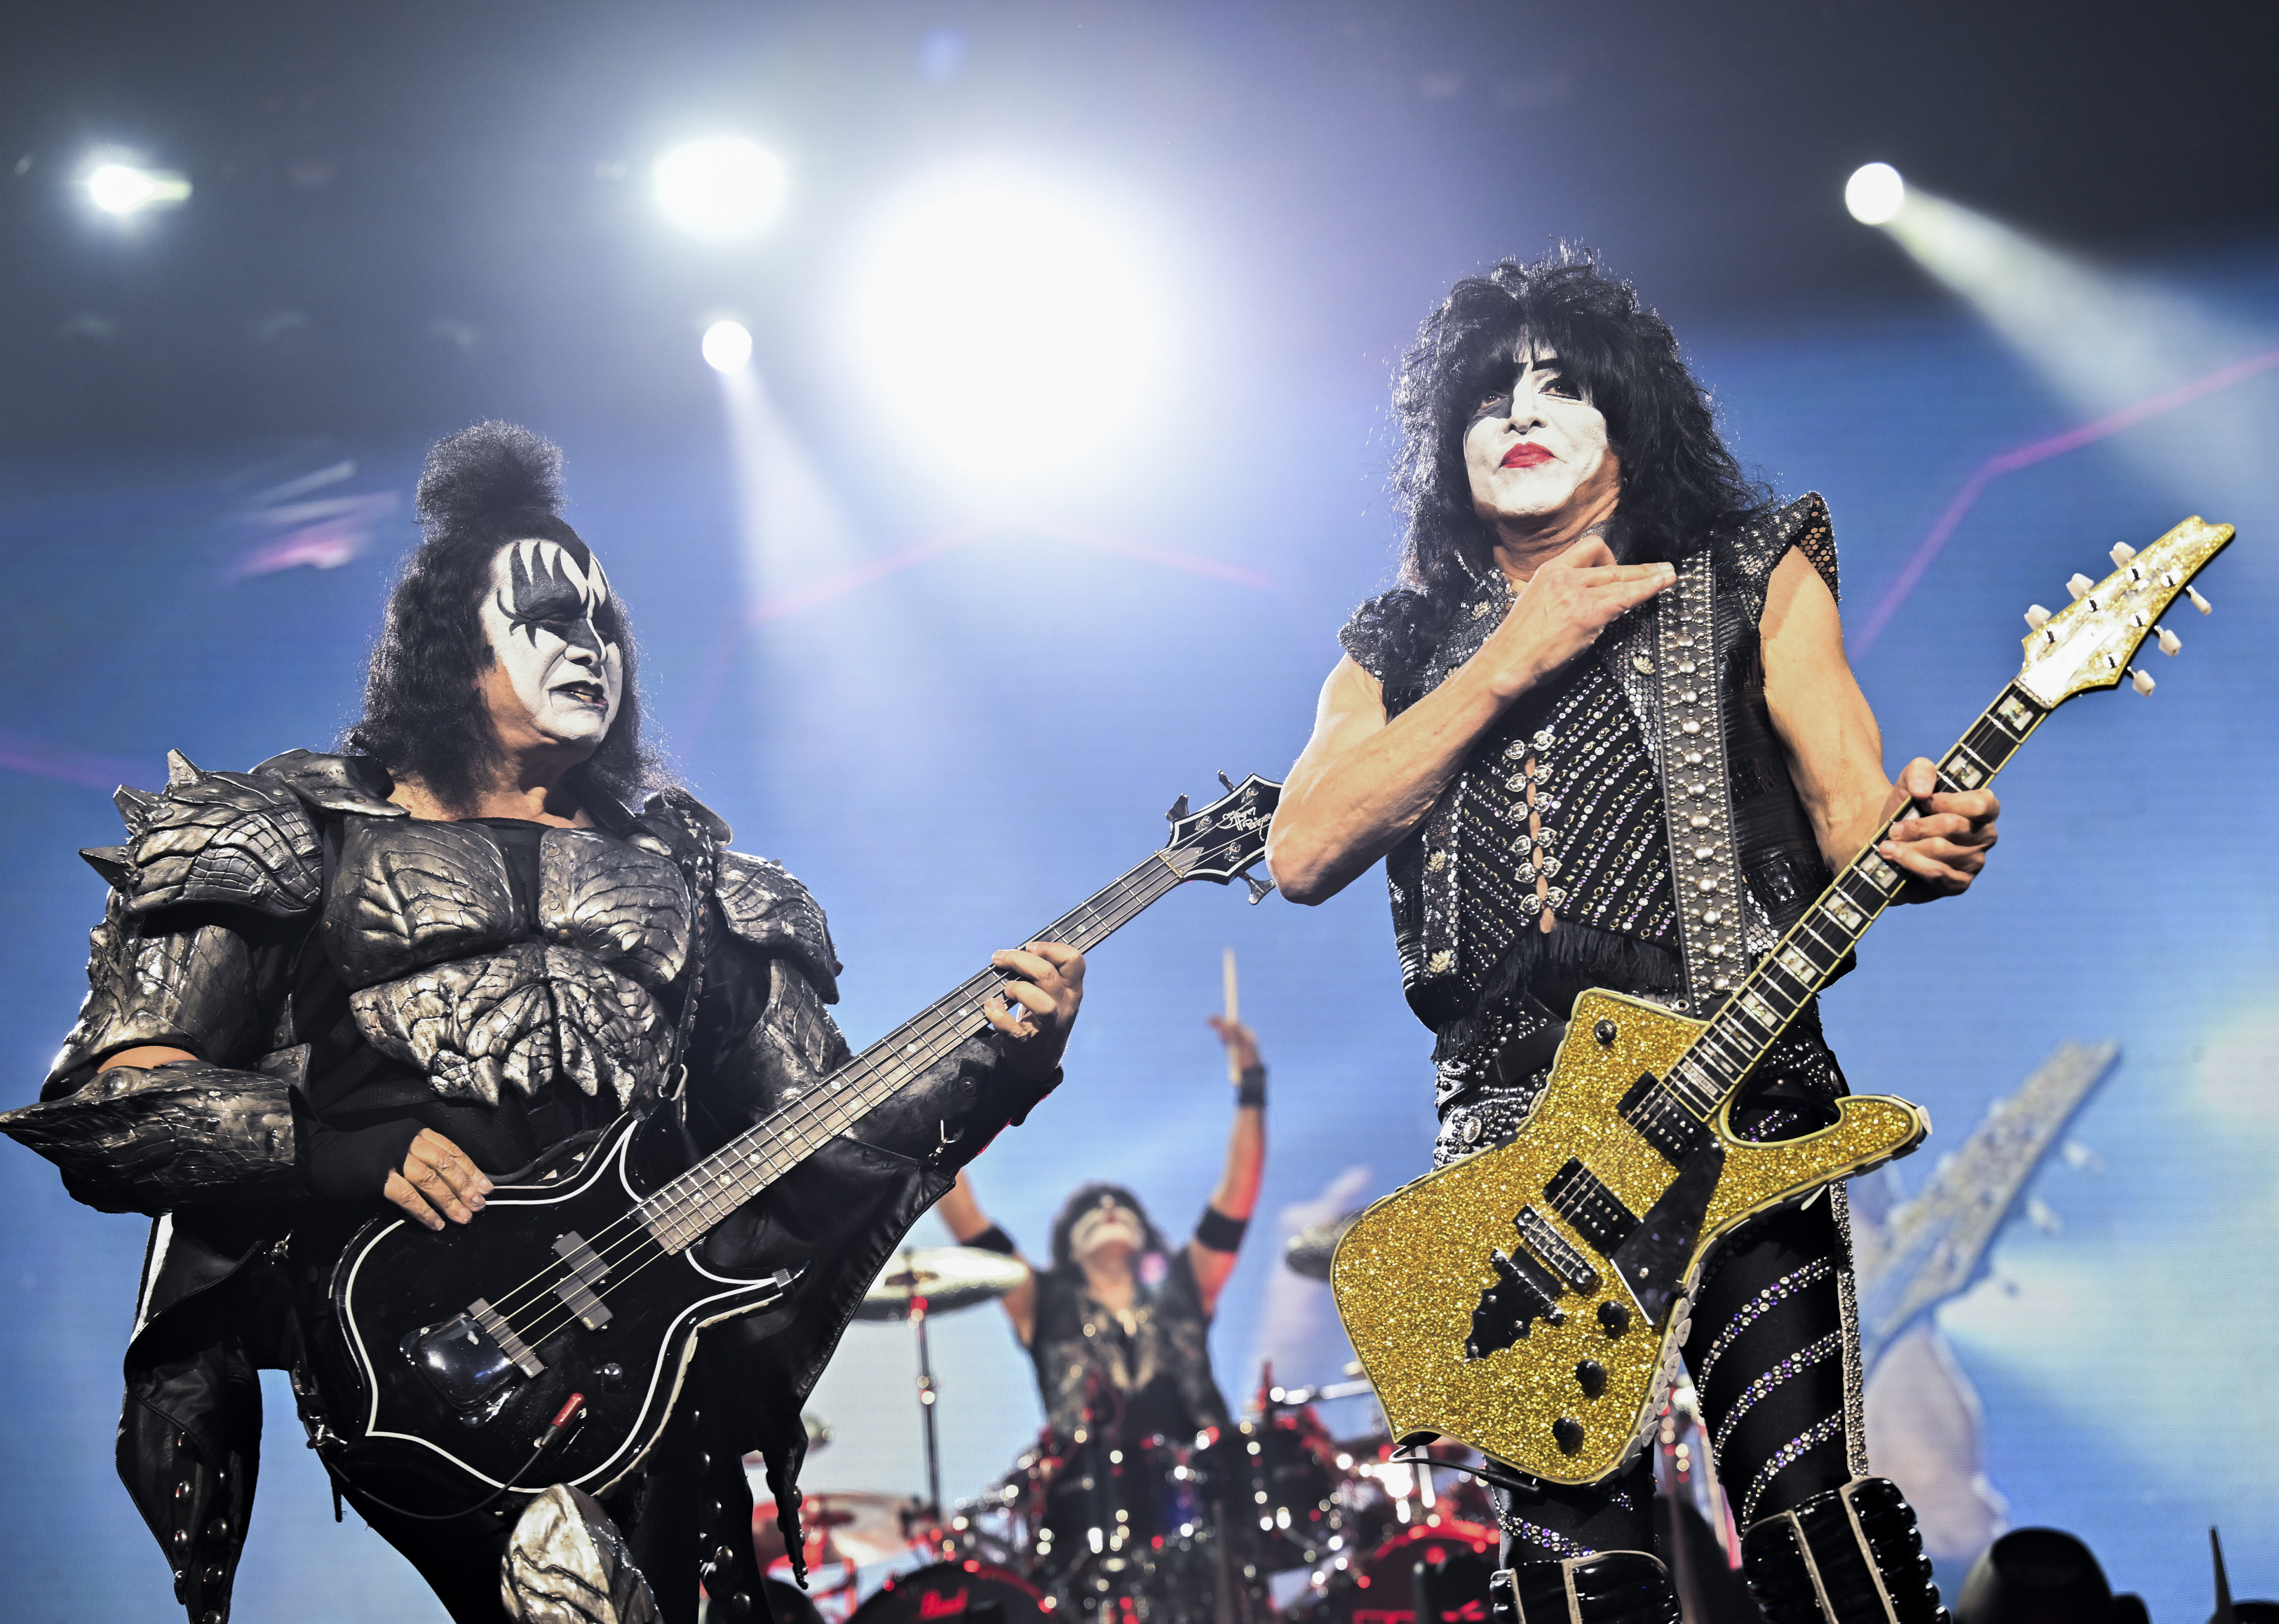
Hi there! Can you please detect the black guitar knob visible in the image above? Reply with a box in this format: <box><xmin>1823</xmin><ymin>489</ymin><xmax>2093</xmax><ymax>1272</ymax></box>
<box><xmin>1553</xmin><ymin>1417</ymin><xmax>1585</xmax><ymax>1454</ymax></box>
<box><xmin>1593</xmin><ymin>1019</ymin><xmax>1618</xmax><ymax>1046</ymax></box>
<box><xmin>1597</xmin><ymin>1301</ymin><xmax>1630</xmax><ymax>1337</ymax></box>
<box><xmin>1574</xmin><ymin>1360</ymin><xmax>1607</xmax><ymax>1398</ymax></box>
<box><xmin>597</xmin><ymin>1361</ymin><xmax>628</xmax><ymax>1392</ymax></box>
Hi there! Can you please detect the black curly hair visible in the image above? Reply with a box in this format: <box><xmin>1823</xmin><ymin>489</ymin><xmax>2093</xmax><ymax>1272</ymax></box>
<box><xmin>344</xmin><ymin>421</ymin><xmax>663</xmax><ymax>815</ymax></box>
<box><xmin>1048</xmin><ymin>1182</ymin><xmax>1170</xmax><ymax>1275</ymax></box>
<box><xmin>1391</xmin><ymin>245</ymin><xmax>1769</xmax><ymax>601</ymax></box>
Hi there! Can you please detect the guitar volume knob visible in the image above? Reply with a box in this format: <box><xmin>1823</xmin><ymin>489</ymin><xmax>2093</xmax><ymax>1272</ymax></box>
<box><xmin>1597</xmin><ymin>1301</ymin><xmax>1630</xmax><ymax>1337</ymax></box>
<box><xmin>1593</xmin><ymin>1020</ymin><xmax>1617</xmax><ymax>1046</ymax></box>
<box><xmin>1553</xmin><ymin>1416</ymin><xmax>1585</xmax><ymax>1454</ymax></box>
<box><xmin>1574</xmin><ymin>1360</ymin><xmax>1607</xmax><ymax>1398</ymax></box>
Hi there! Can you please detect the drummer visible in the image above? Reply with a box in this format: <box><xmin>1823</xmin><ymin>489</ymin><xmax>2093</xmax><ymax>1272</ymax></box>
<box><xmin>938</xmin><ymin>1013</ymin><xmax>1267</xmax><ymax>1446</ymax></box>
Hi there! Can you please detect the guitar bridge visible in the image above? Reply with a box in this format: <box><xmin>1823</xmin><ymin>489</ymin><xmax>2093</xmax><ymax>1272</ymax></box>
<box><xmin>1465</xmin><ymin>1247</ymin><xmax>1565</xmax><ymax>1360</ymax></box>
<box><xmin>1514</xmin><ymin>1206</ymin><xmax>1601</xmax><ymax>1294</ymax></box>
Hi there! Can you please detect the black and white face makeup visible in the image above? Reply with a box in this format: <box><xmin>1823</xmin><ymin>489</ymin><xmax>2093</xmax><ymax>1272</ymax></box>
<box><xmin>1069</xmin><ymin>1194</ymin><xmax>1144</xmax><ymax>1265</ymax></box>
<box><xmin>478</xmin><ymin>539</ymin><xmax>624</xmax><ymax>747</ymax></box>
<box><xmin>1462</xmin><ymin>343</ymin><xmax>1615</xmax><ymax>525</ymax></box>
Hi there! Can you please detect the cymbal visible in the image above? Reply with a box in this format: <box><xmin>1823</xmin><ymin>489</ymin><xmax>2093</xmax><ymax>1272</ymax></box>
<box><xmin>857</xmin><ymin>1245</ymin><xmax>1028</xmax><ymax>1321</ymax></box>
<box><xmin>1283</xmin><ymin>1210</ymin><xmax>1362</xmax><ymax>1282</ymax></box>
<box><xmin>751</xmin><ymin>1490</ymin><xmax>926</xmax><ymax>1569</ymax></box>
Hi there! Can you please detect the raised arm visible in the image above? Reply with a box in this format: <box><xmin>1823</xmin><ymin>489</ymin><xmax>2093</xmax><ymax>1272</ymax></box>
<box><xmin>1759</xmin><ymin>547</ymin><xmax>1998</xmax><ymax>895</ymax></box>
<box><xmin>1267</xmin><ymin>541</ymin><xmax>1675</xmax><ymax>905</ymax></box>
<box><xmin>1188</xmin><ymin>1016</ymin><xmax>1267</xmax><ymax>1313</ymax></box>
<box><xmin>938</xmin><ymin>1170</ymin><xmax>1039</xmax><ymax>1346</ymax></box>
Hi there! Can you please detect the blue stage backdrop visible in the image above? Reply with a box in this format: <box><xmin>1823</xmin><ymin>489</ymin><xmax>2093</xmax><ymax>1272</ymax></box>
<box><xmin>4</xmin><ymin>240</ymin><xmax>2275</xmax><ymax>1620</ymax></box>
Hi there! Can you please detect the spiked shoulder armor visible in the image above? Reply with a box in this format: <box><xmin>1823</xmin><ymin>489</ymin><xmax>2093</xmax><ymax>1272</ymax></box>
<box><xmin>85</xmin><ymin>749</ymin><xmax>337</xmax><ymax>921</ymax></box>
<box><xmin>715</xmin><ymin>851</ymin><xmax>842</xmax><ymax>1003</ymax></box>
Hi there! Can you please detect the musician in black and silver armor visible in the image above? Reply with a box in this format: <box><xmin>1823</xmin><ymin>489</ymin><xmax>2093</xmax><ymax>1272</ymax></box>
<box><xmin>1267</xmin><ymin>253</ymin><xmax>1999</xmax><ymax>1623</ymax></box>
<box><xmin>3</xmin><ymin>422</ymin><xmax>1087</xmax><ymax>1624</ymax></box>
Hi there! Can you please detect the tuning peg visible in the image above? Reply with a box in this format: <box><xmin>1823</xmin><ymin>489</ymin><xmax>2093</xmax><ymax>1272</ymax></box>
<box><xmin>2066</xmin><ymin>574</ymin><xmax>2095</xmax><ymax>600</ymax></box>
<box><xmin>2024</xmin><ymin>604</ymin><xmax>2052</xmax><ymax>631</ymax></box>
<box><xmin>1165</xmin><ymin>793</ymin><xmax>1191</xmax><ymax>824</ymax></box>
<box><xmin>1244</xmin><ymin>873</ymin><xmax>1275</xmax><ymax>905</ymax></box>
<box><xmin>2109</xmin><ymin>542</ymin><xmax>2137</xmax><ymax>566</ymax></box>
<box><xmin>2129</xmin><ymin>667</ymin><xmax>2156</xmax><ymax>696</ymax></box>
<box><xmin>2188</xmin><ymin>586</ymin><xmax>2212</xmax><ymax>614</ymax></box>
<box><xmin>1217</xmin><ymin>770</ymin><xmax>1237</xmax><ymax>794</ymax></box>
<box><xmin>2157</xmin><ymin>626</ymin><xmax>2182</xmax><ymax>656</ymax></box>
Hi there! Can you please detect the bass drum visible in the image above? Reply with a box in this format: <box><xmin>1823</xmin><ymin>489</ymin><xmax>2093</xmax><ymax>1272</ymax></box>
<box><xmin>1320</xmin><ymin>1523</ymin><xmax>1498</xmax><ymax>1624</ymax></box>
<box><xmin>850</xmin><ymin>1562</ymin><xmax>1053</xmax><ymax>1624</ymax></box>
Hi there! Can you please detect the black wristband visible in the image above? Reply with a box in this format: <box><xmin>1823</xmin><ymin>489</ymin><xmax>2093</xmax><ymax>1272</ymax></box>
<box><xmin>302</xmin><ymin>1116</ymin><xmax>425</xmax><ymax>1205</ymax></box>
<box><xmin>1236</xmin><ymin>1064</ymin><xmax>1267</xmax><ymax>1109</ymax></box>
<box><xmin>966</xmin><ymin>1224</ymin><xmax>1017</xmax><ymax>1257</ymax></box>
<box><xmin>1196</xmin><ymin>1205</ymin><xmax>1249</xmax><ymax>1253</ymax></box>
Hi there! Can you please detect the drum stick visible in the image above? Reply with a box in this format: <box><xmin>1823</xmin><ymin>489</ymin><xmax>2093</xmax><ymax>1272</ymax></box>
<box><xmin>1223</xmin><ymin>947</ymin><xmax>1240</xmax><ymax>1084</ymax></box>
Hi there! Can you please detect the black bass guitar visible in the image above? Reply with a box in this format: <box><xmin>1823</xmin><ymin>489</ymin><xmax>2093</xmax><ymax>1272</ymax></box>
<box><xmin>311</xmin><ymin>773</ymin><xmax>1280</xmax><ymax>1514</ymax></box>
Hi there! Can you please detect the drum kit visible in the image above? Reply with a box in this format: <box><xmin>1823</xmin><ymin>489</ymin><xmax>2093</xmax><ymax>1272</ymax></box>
<box><xmin>740</xmin><ymin>1222</ymin><xmax>1515</xmax><ymax>1624</ymax></box>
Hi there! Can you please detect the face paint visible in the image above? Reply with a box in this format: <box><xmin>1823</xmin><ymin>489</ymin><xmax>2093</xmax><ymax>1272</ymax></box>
<box><xmin>478</xmin><ymin>539</ymin><xmax>625</xmax><ymax>747</ymax></box>
<box><xmin>1070</xmin><ymin>1197</ymin><xmax>1144</xmax><ymax>1264</ymax></box>
<box><xmin>1463</xmin><ymin>343</ymin><xmax>1616</xmax><ymax>527</ymax></box>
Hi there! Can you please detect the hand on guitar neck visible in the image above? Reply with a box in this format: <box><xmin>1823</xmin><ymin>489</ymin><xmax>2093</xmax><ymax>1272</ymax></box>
<box><xmin>1874</xmin><ymin>757</ymin><xmax>2000</xmax><ymax>901</ymax></box>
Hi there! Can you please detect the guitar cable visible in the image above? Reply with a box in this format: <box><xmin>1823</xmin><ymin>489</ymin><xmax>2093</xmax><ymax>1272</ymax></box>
<box><xmin>337</xmin><ymin>1393</ymin><xmax>588</xmax><ymax>1524</ymax></box>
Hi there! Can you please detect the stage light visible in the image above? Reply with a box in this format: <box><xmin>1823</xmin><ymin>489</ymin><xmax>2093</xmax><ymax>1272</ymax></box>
<box><xmin>847</xmin><ymin>161</ymin><xmax>1167</xmax><ymax>476</ymax></box>
<box><xmin>703</xmin><ymin>320</ymin><xmax>754</xmax><ymax>373</ymax></box>
<box><xmin>653</xmin><ymin>139</ymin><xmax>785</xmax><ymax>237</ymax></box>
<box><xmin>1844</xmin><ymin>162</ymin><xmax>1905</xmax><ymax>225</ymax></box>
<box><xmin>86</xmin><ymin>161</ymin><xmax>191</xmax><ymax>216</ymax></box>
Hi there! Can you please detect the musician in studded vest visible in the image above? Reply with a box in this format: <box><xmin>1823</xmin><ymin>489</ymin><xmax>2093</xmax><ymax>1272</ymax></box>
<box><xmin>1</xmin><ymin>423</ymin><xmax>1086</xmax><ymax>1624</ymax></box>
<box><xmin>1267</xmin><ymin>254</ymin><xmax>1998</xmax><ymax>1623</ymax></box>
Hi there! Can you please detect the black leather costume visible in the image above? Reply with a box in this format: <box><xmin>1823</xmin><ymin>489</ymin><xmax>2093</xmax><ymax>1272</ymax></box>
<box><xmin>6</xmin><ymin>747</ymin><xmax>1055</xmax><ymax>1624</ymax></box>
<box><xmin>1342</xmin><ymin>499</ymin><xmax>1945</xmax><ymax>1620</ymax></box>
<box><xmin>1029</xmin><ymin>1248</ymin><xmax>1231</xmax><ymax>1444</ymax></box>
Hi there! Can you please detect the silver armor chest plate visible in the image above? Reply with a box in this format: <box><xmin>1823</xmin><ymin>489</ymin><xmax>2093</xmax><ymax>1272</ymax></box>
<box><xmin>328</xmin><ymin>820</ymin><xmax>694</xmax><ymax>1108</ymax></box>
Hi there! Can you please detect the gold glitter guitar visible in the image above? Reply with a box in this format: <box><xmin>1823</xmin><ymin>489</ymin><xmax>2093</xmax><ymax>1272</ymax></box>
<box><xmin>1331</xmin><ymin>515</ymin><xmax>2233</xmax><ymax>1487</ymax></box>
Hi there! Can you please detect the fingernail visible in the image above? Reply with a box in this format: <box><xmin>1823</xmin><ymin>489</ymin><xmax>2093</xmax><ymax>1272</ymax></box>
<box><xmin>478</xmin><ymin>1178</ymin><xmax>494</xmax><ymax>1193</ymax></box>
<box><xmin>471</xmin><ymin>1196</ymin><xmax>486</xmax><ymax>1210</ymax></box>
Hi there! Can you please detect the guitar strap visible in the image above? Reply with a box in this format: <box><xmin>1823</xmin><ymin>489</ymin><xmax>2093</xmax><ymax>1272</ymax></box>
<box><xmin>1643</xmin><ymin>544</ymin><xmax>1872</xmax><ymax>1480</ymax></box>
<box><xmin>1649</xmin><ymin>548</ymin><xmax>1748</xmax><ymax>1020</ymax></box>
<box><xmin>658</xmin><ymin>792</ymin><xmax>722</xmax><ymax>1111</ymax></box>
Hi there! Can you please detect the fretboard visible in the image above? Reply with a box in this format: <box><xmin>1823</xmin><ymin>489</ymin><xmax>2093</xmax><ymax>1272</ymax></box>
<box><xmin>640</xmin><ymin>848</ymin><xmax>1197</xmax><ymax>1251</ymax></box>
<box><xmin>1657</xmin><ymin>680</ymin><xmax>2050</xmax><ymax>1122</ymax></box>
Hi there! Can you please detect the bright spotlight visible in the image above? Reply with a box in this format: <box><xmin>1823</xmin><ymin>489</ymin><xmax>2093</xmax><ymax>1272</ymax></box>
<box><xmin>848</xmin><ymin>163</ymin><xmax>1166</xmax><ymax>475</ymax></box>
<box><xmin>703</xmin><ymin>319</ymin><xmax>754</xmax><ymax>373</ymax></box>
<box><xmin>1845</xmin><ymin>162</ymin><xmax>1906</xmax><ymax>226</ymax></box>
<box><xmin>86</xmin><ymin>161</ymin><xmax>191</xmax><ymax>216</ymax></box>
<box><xmin>654</xmin><ymin>139</ymin><xmax>785</xmax><ymax>237</ymax></box>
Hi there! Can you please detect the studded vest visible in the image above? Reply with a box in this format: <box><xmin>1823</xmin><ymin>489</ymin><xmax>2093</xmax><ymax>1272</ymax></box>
<box><xmin>1337</xmin><ymin>497</ymin><xmax>1841</xmax><ymax>1076</ymax></box>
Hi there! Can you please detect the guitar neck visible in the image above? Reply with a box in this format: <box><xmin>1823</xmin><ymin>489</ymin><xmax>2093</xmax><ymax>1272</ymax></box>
<box><xmin>641</xmin><ymin>849</ymin><xmax>1196</xmax><ymax>1249</ymax></box>
<box><xmin>1659</xmin><ymin>679</ymin><xmax>2051</xmax><ymax>1122</ymax></box>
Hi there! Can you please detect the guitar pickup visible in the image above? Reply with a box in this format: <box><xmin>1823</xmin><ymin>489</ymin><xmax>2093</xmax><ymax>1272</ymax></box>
<box><xmin>553</xmin><ymin>1232</ymin><xmax>614</xmax><ymax>1331</ymax></box>
<box><xmin>1543</xmin><ymin>1159</ymin><xmax>1640</xmax><ymax>1253</ymax></box>
<box><xmin>1619</xmin><ymin>1074</ymin><xmax>1705</xmax><ymax>1166</ymax></box>
<box><xmin>1514</xmin><ymin>1206</ymin><xmax>1601</xmax><ymax>1294</ymax></box>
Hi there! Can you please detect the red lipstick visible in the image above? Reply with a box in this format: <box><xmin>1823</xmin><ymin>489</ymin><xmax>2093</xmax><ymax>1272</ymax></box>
<box><xmin>1502</xmin><ymin>442</ymin><xmax>1553</xmax><ymax>468</ymax></box>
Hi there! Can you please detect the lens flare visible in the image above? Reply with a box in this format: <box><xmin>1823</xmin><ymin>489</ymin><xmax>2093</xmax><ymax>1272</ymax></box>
<box><xmin>1844</xmin><ymin>163</ymin><xmax>1906</xmax><ymax>226</ymax></box>
<box><xmin>702</xmin><ymin>320</ymin><xmax>754</xmax><ymax>373</ymax></box>
<box><xmin>848</xmin><ymin>162</ymin><xmax>1166</xmax><ymax>475</ymax></box>
<box><xmin>654</xmin><ymin>140</ymin><xmax>786</xmax><ymax>237</ymax></box>
<box><xmin>86</xmin><ymin>161</ymin><xmax>191</xmax><ymax>216</ymax></box>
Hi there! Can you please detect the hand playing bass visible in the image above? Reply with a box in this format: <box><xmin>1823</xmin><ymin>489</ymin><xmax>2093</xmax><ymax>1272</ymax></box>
<box><xmin>386</xmin><ymin>1128</ymin><xmax>494</xmax><ymax>1231</ymax></box>
<box><xmin>982</xmin><ymin>942</ymin><xmax>1087</xmax><ymax>1081</ymax></box>
<box><xmin>1879</xmin><ymin>757</ymin><xmax>2000</xmax><ymax>899</ymax></box>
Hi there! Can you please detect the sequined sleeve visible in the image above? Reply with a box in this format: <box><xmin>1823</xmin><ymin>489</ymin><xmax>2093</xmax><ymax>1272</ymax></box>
<box><xmin>1717</xmin><ymin>492</ymin><xmax>1837</xmax><ymax>630</ymax></box>
<box><xmin>1337</xmin><ymin>588</ymin><xmax>1430</xmax><ymax>684</ymax></box>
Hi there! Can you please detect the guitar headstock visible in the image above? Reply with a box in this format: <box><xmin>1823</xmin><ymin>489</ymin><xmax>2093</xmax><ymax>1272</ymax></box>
<box><xmin>2015</xmin><ymin>515</ymin><xmax>2233</xmax><ymax>708</ymax></box>
<box><xmin>1162</xmin><ymin>772</ymin><xmax>1283</xmax><ymax>902</ymax></box>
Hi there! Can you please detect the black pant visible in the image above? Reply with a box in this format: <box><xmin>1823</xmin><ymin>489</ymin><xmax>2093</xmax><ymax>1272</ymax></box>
<box><xmin>1493</xmin><ymin>1197</ymin><xmax>1855</xmax><ymax>1563</ymax></box>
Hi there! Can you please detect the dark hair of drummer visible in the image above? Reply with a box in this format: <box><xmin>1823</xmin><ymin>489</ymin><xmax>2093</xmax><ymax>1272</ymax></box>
<box><xmin>1048</xmin><ymin>1182</ymin><xmax>1170</xmax><ymax>1273</ymax></box>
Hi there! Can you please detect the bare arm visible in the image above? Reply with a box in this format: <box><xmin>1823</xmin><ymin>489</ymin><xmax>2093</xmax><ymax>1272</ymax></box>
<box><xmin>1189</xmin><ymin>1017</ymin><xmax>1265</xmax><ymax>1313</ymax></box>
<box><xmin>1267</xmin><ymin>541</ymin><xmax>1675</xmax><ymax>904</ymax></box>
<box><xmin>939</xmin><ymin>1169</ymin><xmax>1038</xmax><ymax>1346</ymax></box>
<box><xmin>1760</xmin><ymin>548</ymin><xmax>1999</xmax><ymax>895</ymax></box>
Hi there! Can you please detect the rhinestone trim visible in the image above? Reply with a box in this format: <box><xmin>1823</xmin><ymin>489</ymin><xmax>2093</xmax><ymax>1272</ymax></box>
<box><xmin>1741</xmin><ymin>1412</ymin><xmax>1846</xmax><ymax>1524</ymax></box>
<box><xmin>1829</xmin><ymin>1183</ymin><xmax>1870</xmax><ymax>1478</ymax></box>
<box><xmin>1693</xmin><ymin>1257</ymin><xmax>1836</xmax><ymax>1396</ymax></box>
<box><xmin>1710</xmin><ymin>1329</ymin><xmax>1844</xmax><ymax>1452</ymax></box>
<box><xmin>1493</xmin><ymin>1508</ymin><xmax>1596</xmax><ymax>1561</ymax></box>
<box><xmin>1654</xmin><ymin>552</ymin><xmax>1745</xmax><ymax>1017</ymax></box>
